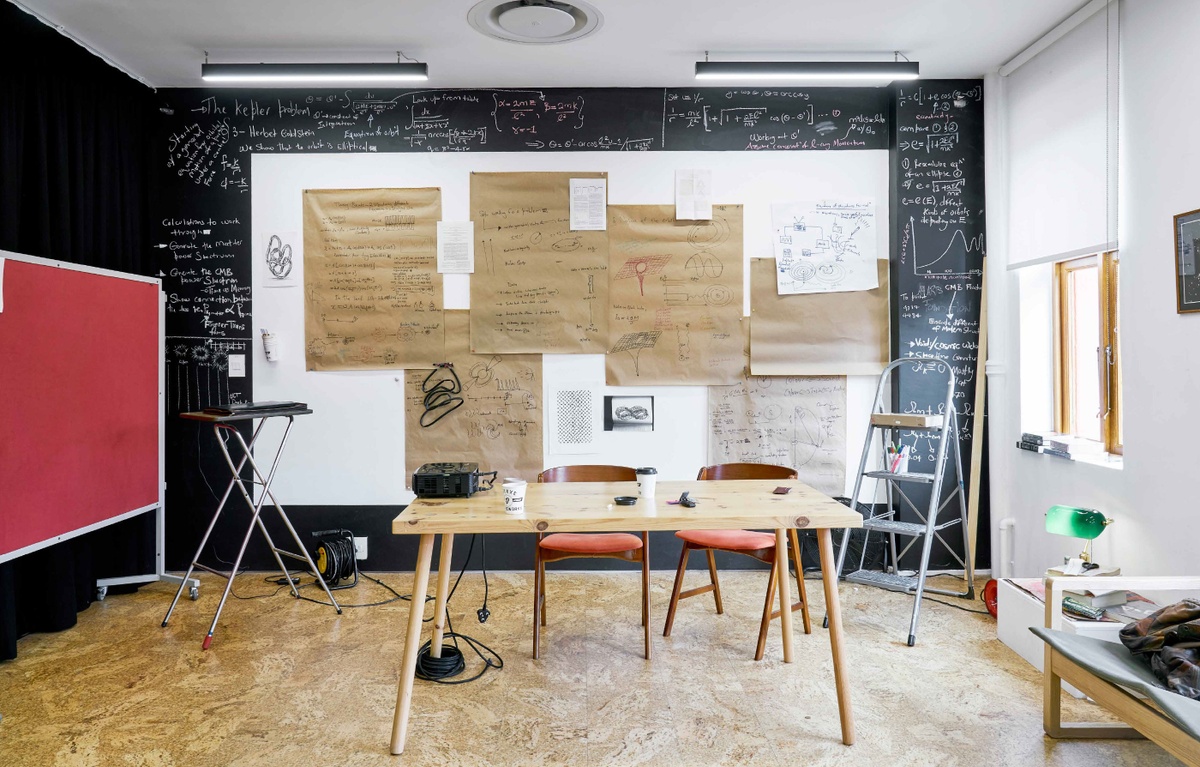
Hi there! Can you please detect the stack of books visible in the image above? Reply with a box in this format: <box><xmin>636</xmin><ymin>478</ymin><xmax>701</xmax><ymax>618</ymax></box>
<box><xmin>1059</xmin><ymin>588</ymin><xmax>1162</xmax><ymax>623</ymax></box>
<box><xmin>1015</xmin><ymin>432</ymin><xmax>1081</xmax><ymax>459</ymax></box>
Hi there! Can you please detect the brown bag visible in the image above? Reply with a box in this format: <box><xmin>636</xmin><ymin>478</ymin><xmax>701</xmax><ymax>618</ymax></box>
<box><xmin>1119</xmin><ymin>598</ymin><xmax>1200</xmax><ymax>700</ymax></box>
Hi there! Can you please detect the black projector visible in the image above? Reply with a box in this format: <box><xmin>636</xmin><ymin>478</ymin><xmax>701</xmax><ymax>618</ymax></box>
<box><xmin>413</xmin><ymin>462</ymin><xmax>483</xmax><ymax>498</ymax></box>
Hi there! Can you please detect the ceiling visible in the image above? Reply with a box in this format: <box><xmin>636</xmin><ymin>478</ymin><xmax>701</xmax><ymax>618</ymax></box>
<box><xmin>15</xmin><ymin>0</ymin><xmax>1087</xmax><ymax>89</ymax></box>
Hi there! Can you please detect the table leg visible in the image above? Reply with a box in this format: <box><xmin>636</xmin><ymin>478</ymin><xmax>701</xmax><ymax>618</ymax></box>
<box><xmin>817</xmin><ymin>528</ymin><xmax>855</xmax><ymax>746</ymax></box>
<box><xmin>430</xmin><ymin>534</ymin><xmax>455</xmax><ymax>657</ymax></box>
<box><xmin>391</xmin><ymin>533</ymin><xmax>435</xmax><ymax>755</ymax></box>
<box><xmin>775</xmin><ymin>529</ymin><xmax>794</xmax><ymax>663</ymax></box>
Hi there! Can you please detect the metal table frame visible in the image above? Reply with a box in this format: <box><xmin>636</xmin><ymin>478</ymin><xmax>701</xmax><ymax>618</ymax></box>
<box><xmin>164</xmin><ymin>406</ymin><xmax>341</xmax><ymax>648</ymax></box>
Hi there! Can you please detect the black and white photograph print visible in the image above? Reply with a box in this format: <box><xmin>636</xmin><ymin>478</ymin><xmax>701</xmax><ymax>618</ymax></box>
<box><xmin>604</xmin><ymin>395</ymin><xmax>654</xmax><ymax>432</ymax></box>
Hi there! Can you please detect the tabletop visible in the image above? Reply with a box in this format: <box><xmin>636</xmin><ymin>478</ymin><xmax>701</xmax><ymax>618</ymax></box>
<box><xmin>393</xmin><ymin>479</ymin><xmax>862</xmax><ymax>535</ymax></box>
<box><xmin>179</xmin><ymin>406</ymin><xmax>313</xmax><ymax>423</ymax></box>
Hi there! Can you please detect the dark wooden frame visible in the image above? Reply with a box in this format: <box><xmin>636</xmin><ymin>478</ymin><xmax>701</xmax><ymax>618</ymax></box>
<box><xmin>1173</xmin><ymin>207</ymin><xmax>1200</xmax><ymax>313</ymax></box>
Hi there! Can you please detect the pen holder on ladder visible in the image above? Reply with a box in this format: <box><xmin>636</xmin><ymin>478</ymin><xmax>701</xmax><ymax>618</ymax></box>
<box><xmin>888</xmin><ymin>446</ymin><xmax>910</xmax><ymax>474</ymax></box>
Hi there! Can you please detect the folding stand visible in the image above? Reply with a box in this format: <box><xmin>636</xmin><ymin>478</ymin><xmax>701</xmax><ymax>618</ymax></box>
<box><xmin>165</xmin><ymin>405</ymin><xmax>341</xmax><ymax>649</ymax></box>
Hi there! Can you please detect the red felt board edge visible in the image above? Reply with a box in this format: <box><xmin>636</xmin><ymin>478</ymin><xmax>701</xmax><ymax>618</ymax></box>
<box><xmin>0</xmin><ymin>255</ymin><xmax>161</xmax><ymax>561</ymax></box>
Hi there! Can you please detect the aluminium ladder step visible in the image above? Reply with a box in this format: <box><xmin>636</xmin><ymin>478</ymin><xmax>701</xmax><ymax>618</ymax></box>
<box><xmin>869</xmin><ymin>413</ymin><xmax>944</xmax><ymax>431</ymax></box>
<box><xmin>863</xmin><ymin>470</ymin><xmax>937</xmax><ymax>483</ymax></box>
<box><xmin>863</xmin><ymin>518</ymin><xmax>962</xmax><ymax>536</ymax></box>
<box><xmin>845</xmin><ymin>569</ymin><xmax>919</xmax><ymax>593</ymax></box>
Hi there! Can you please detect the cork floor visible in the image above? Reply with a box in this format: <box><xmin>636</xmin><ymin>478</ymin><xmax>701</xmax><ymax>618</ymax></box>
<box><xmin>0</xmin><ymin>570</ymin><xmax>1181</xmax><ymax>767</ymax></box>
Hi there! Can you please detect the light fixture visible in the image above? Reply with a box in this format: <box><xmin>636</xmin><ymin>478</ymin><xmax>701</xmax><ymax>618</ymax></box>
<box><xmin>201</xmin><ymin>62</ymin><xmax>428</xmax><ymax>84</ymax></box>
<box><xmin>695</xmin><ymin>56</ymin><xmax>918</xmax><ymax>82</ymax></box>
<box><xmin>1045</xmin><ymin>504</ymin><xmax>1114</xmax><ymax>566</ymax></box>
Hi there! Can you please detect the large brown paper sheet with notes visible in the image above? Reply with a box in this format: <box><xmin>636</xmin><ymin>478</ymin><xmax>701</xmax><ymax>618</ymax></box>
<box><xmin>750</xmin><ymin>257</ymin><xmax>889</xmax><ymax>376</ymax></box>
<box><xmin>303</xmin><ymin>187</ymin><xmax>444</xmax><ymax>370</ymax></box>
<box><xmin>404</xmin><ymin>311</ymin><xmax>543</xmax><ymax>485</ymax></box>
<box><xmin>470</xmin><ymin>172</ymin><xmax>608</xmax><ymax>353</ymax></box>
<box><xmin>605</xmin><ymin>205</ymin><xmax>744</xmax><ymax>385</ymax></box>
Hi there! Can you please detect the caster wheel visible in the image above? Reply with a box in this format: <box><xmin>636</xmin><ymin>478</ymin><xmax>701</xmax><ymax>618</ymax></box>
<box><xmin>96</xmin><ymin>586</ymin><xmax>108</xmax><ymax>601</ymax></box>
<box><xmin>189</xmin><ymin>587</ymin><xmax>200</xmax><ymax>601</ymax></box>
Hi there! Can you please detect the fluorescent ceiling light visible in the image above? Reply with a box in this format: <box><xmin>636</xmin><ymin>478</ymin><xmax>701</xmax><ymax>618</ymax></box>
<box><xmin>201</xmin><ymin>62</ymin><xmax>428</xmax><ymax>83</ymax></box>
<box><xmin>695</xmin><ymin>60</ymin><xmax>919</xmax><ymax>82</ymax></box>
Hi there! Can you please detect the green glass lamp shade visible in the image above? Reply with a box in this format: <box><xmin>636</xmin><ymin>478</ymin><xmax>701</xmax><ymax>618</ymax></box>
<box><xmin>1045</xmin><ymin>505</ymin><xmax>1110</xmax><ymax>540</ymax></box>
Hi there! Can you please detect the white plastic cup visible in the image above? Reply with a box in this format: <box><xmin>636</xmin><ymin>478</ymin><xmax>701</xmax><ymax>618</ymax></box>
<box><xmin>635</xmin><ymin>467</ymin><xmax>658</xmax><ymax>498</ymax></box>
<box><xmin>262</xmin><ymin>332</ymin><xmax>280</xmax><ymax>362</ymax></box>
<box><xmin>503</xmin><ymin>480</ymin><xmax>527</xmax><ymax>514</ymax></box>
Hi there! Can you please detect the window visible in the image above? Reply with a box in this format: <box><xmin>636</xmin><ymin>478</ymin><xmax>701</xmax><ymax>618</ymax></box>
<box><xmin>1055</xmin><ymin>253</ymin><xmax>1121</xmax><ymax>453</ymax></box>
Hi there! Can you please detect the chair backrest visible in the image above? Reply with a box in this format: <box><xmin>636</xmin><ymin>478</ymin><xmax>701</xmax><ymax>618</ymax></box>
<box><xmin>538</xmin><ymin>465</ymin><xmax>638</xmax><ymax>483</ymax></box>
<box><xmin>696</xmin><ymin>463</ymin><xmax>797</xmax><ymax>481</ymax></box>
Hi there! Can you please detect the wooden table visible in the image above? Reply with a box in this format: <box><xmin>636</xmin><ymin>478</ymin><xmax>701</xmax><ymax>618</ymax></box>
<box><xmin>389</xmin><ymin>479</ymin><xmax>862</xmax><ymax>754</ymax></box>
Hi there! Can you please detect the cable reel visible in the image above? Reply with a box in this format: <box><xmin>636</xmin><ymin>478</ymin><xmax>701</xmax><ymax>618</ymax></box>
<box><xmin>311</xmin><ymin>529</ymin><xmax>358</xmax><ymax>591</ymax></box>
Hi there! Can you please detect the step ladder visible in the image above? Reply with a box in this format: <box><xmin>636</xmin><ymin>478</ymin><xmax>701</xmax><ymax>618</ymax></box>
<box><xmin>833</xmin><ymin>357</ymin><xmax>975</xmax><ymax>646</ymax></box>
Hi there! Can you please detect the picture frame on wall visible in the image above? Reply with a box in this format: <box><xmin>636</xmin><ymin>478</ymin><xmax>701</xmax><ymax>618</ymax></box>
<box><xmin>1173</xmin><ymin>207</ymin><xmax>1200</xmax><ymax>313</ymax></box>
<box><xmin>603</xmin><ymin>395</ymin><xmax>654</xmax><ymax>432</ymax></box>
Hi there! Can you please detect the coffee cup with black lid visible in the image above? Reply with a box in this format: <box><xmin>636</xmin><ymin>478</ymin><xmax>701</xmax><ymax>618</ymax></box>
<box><xmin>635</xmin><ymin>467</ymin><xmax>658</xmax><ymax>498</ymax></box>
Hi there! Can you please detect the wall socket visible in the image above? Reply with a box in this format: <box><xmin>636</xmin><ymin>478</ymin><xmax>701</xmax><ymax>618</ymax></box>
<box><xmin>354</xmin><ymin>536</ymin><xmax>368</xmax><ymax>560</ymax></box>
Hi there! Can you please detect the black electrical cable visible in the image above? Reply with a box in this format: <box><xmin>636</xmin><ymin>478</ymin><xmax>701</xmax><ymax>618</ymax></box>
<box><xmin>414</xmin><ymin>534</ymin><xmax>503</xmax><ymax>684</ymax></box>
<box><xmin>420</xmin><ymin>363</ymin><xmax>464</xmax><ymax>427</ymax></box>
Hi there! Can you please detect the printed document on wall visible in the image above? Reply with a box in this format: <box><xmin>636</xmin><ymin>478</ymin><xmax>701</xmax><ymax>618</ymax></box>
<box><xmin>675</xmin><ymin>169</ymin><xmax>712</xmax><ymax>220</ymax></box>
<box><xmin>570</xmin><ymin>178</ymin><xmax>607</xmax><ymax>231</ymax></box>
<box><xmin>437</xmin><ymin>221</ymin><xmax>474</xmax><ymax>273</ymax></box>
<box><xmin>772</xmin><ymin>200</ymin><xmax>877</xmax><ymax>295</ymax></box>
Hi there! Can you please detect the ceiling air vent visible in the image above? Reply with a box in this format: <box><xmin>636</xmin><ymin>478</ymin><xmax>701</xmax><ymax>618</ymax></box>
<box><xmin>468</xmin><ymin>0</ymin><xmax>603</xmax><ymax>45</ymax></box>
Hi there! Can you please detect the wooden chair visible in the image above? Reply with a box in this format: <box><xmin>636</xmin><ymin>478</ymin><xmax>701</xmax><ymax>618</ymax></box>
<box><xmin>663</xmin><ymin>463</ymin><xmax>811</xmax><ymax>660</ymax></box>
<box><xmin>533</xmin><ymin>465</ymin><xmax>651</xmax><ymax>660</ymax></box>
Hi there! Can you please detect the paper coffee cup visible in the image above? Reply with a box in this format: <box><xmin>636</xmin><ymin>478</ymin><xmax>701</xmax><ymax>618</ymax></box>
<box><xmin>635</xmin><ymin>467</ymin><xmax>658</xmax><ymax>498</ymax></box>
<box><xmin>262</xmin><ymin>332</ymin><xmax>280</xmax><ymax>362</ymax></box>
<box><xmin>503</xmin><ymin>480</ymin><xmax>527</xmax><ymax>514</ymax></box>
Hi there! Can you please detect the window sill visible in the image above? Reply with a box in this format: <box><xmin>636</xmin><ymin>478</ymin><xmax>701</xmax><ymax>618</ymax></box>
<box><xmin>1016</xmin><ymin>446</ymin><xmax>1123</xmax><ymax>470</ymax></box>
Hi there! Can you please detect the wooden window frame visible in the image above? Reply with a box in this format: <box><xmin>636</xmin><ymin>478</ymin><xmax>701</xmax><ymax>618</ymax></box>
<box><xmin>1054</xmin><ymin>252</ymin><xmax>1121</xmax><ymax>454</ymax></box>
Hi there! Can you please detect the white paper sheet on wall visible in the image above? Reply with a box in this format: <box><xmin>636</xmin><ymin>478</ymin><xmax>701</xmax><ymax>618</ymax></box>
<box><xmin>548</xmin><ymin>382</ymin><xmax>602</xmax><ymax>454</ymax></box>
<box><xmin>437</xmin><ymin>221</ymin><xmax>474</xmax><ymax>273</ymax></box>
<box><xmin>569</xmin><ymin>178</ymin><xmax>607</xmax><ymax>231</ymax></box>
<box><xmin>772</xmin><ymin>200</ymin><xmax>878</xmax><ymax>295</ymax></box>
<box><xmin>675</xmin><ymin>169</ymin><xmax>713</xmax><ymax>220</ymax></box>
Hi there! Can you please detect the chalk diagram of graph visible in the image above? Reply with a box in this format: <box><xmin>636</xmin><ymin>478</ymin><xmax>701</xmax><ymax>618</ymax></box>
<box><xmin>910</xmin><ymin>216</ymin><xmax>985</xmax><ymax>276</ymax></box>
<box><xmin>614</xmin><ymin>255</ymin><xmax>671</xmax><ymax>296</ymax></box>
<box><xmin>166</xmin><ymin>338</ymin><xmax>248</xmax><ymax>412</ymax></box>
<box><xmin>610</xmin><ymin>331</ymin><xmax>661</xmax><ymax>376</ymax></box>
<box><xmin>772</xmin><ymin>201</ymin><xmax>876</xmax><ymax>294</ymax></box>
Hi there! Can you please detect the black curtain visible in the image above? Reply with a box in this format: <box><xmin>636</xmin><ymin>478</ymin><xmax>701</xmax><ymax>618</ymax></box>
<box><xmin>0</xmin><ymin>3</ymin><xmax>157</xmax><ymax>661</ymax></box>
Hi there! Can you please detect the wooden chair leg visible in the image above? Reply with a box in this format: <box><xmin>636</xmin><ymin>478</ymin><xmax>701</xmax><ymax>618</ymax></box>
<box><xmin>533</xmin><ymin>544</ymin><xmax>543</xmax><ymax>660</ymax></box>
<box><xmin>641</xmin><ymin>534</ymin><xmax>651</xmax><ymax>660</ymax></box>
<box><xmin>755</xmin><ymin>554</ymin><xmax>779</xmax><ymax>661</ymax></box>
<box><xmin>705</xmin><ymin>549</ymin><xmax>724</xmax><ymax>614</ymax></box>
<box><xmin>789</xmin><ymin>529</ymin><xmax>812</xmax><ymax>634</ymax></box>
<box><xmin>663</xmin><ymin>543</ymin><xmax>690</xmax><ymax>637</ymax></box>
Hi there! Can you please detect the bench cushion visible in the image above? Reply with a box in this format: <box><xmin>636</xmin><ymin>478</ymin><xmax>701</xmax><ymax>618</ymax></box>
<box><xmin>1031</xmin><ymin>626</ymin><xmax>1200</xmax><ymax>741</ymax></box>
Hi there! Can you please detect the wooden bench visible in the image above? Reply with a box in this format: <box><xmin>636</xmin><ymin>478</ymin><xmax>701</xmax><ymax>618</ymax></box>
<box><xmin>1034</xmin><ymin>576</ymin><xmax>1200</xmax><ymax>767</ymax></box>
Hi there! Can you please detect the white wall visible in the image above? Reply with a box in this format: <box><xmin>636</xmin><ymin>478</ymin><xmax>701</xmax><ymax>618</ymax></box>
<box><xmin>989</xmin><ymin>0</ymin><xmax>1200</xmax><ymax>577</ymax></box>
<box><xmin>250</xmin><ymin>151</ymin><xmax>887</xmax><ymax>505</ymax></box>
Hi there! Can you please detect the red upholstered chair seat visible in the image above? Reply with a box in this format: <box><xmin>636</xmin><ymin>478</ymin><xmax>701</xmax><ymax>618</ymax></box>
<box><xmin>675</xmin><ymin>529</ymin><xmax>774</xmax><ymax>551</ymax></box>
<box><xmin>541</xmin><ymin>532</ymin><xmax>644</xmax><ymax>555</ymax></box>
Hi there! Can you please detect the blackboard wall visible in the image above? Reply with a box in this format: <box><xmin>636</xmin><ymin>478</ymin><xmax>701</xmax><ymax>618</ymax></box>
<box><xmin>155</xmin><ymin>83</ymin><xmax>985</xmax><ymax>573</ymax></box>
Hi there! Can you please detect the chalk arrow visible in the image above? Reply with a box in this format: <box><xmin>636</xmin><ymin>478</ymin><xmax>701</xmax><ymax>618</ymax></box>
<box><xmin>946</xmin><ymin>289</ymin><xmax>957</xmax><ymax>320</ymax></box>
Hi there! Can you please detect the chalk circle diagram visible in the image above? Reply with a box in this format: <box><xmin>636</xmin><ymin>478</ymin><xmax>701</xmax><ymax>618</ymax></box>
<box><xmin>816</xmin><ymin>262</ymin><xmax>847</xmax><ymax>285</ymax></box>
<box><xmin>688</xmin><ymin>218</ymin><xmax>731</xmax><ymax>249</ymax></box>
<box><xmin>792</xmin><ymin>406</ymin><xmax>827</xmax><ymax>467</ymax></box>
<box><xmin>265</xmin><ymin>234</ymin><xmax>293</xmax><ymax>279</ymax></box>
<box><xmin>703</xmin><ymin>285</ymin><xmax>733</xmax><ymax>307</ymax></box>
<box><xmin>614</xmin><ymin>255</ymin><xmax>671</xmax><ymax>297</ymax></box>
<box><xmin>788</xmin><ymin>262</ymin><xmax>817</xmax><ymax>284</ymax></box>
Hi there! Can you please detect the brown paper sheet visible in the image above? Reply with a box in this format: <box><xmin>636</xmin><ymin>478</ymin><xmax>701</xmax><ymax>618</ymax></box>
<box><xmin>749</xmin><ymin>258</ymin><xmax>889</xmax><ymax>376</ymax></box>
<box><xmin>404</xmin><ymin>311</ymin><xmax>543</xmax><ymax>485</ymax></box>
<box><xmin>605</xmin><ymin>205</ymin><xmax>744</xmax><ymax>385</ymax></box>
<box><xmin>304</xmin><ymin>188</ymin><xmax>444</xmax><ymax>370</ymax></box>
<box><xmin>469</xmin><ymin>172</ymin><xmax>608</xmax><ymax>353</ymax></box>
<box><xmin>708</xmin><ymin>370</ymin><xmax>848</xmax><ymax>497</ymax></box>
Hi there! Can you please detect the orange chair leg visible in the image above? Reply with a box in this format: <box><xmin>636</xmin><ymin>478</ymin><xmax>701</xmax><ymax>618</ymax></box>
<box><xmin>705</xmin><ymin>549</ymin><xmax>724</xmax><ymax>614</ymax></box>
<box><xmin>663</xmin><ymin>543</ymin><xmax>690</xmax><ymax>637</ymax></box>
<box><xmin>789</xmin><ymin>529</ymin><xmax>812</xmax><ymax>634</ymax></box>
<box><xmin>755</xmin><ymin>555</ymin><xmax>779</xmax><ymax>661</ymax></box>
<box><xmin>533</xmin><ymin>545</ymin><xmax>543</xmax><ymax>660</ymax></box>
<box><xmin>641</xmin><ymin>535</ymin><xmax>651</xmax><ymax>660</ymax></box>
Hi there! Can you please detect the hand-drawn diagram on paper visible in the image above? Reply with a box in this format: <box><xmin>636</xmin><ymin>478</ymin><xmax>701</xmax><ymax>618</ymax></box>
<box><xmin>771</xmin><ymin>200</ymin><xmax>877</xmax><ymax>295</ymax></box>
<box><xmin>303</xmin><ymin>187</ymin><xmax>443</xmax><ymax>370</ymax></box>
<box><xmin>404</xmin><ymin>311</ymin><xmax>542</xmax><ymax>483</ymax></box>
<box><xmin>471</xmin><ymin>171</ymin><xmax>608</xmax><ymax>354</ymax></box>
<box><xmin>708</xmin><ymin>375</ymin><xmax>847</xmax><ymax>496</ymax></box>
<box><xmin>606</xmin><ymin>205</ymin><xmax>744</xmax><ymax>385</ymax></box>
<box><xmin>262</xmin><ymin>232</ymin><xmax>297</xmax><ymax>287</ymax></box>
